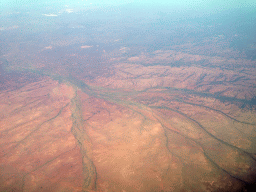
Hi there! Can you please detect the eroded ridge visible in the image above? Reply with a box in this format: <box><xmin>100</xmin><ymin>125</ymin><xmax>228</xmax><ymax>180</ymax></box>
<box><xmin>1</xmin><ymin>3</ymin><xmax>256</xmax><ymax>191</ymax></box>
<box><xmin>1</xmin><ymin>55</ymin><xmax>256</xmax><ymax>191</ymax></box>
<box><xmin>0</xmin><ymin>78</ymin><xmax>84</xmax><ymax>192</ymax></box>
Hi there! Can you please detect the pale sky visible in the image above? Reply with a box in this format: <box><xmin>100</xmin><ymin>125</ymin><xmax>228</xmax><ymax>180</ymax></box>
<box><xmin>1</xmin><ymin>0</ymin><xmax>256</xmax><ymax>8</ymax></box>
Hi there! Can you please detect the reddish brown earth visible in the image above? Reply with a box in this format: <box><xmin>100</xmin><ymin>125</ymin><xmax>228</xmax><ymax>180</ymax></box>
<box><xmin>1</xmin><ymin>29</ymin><xmax>256</xmax><ymax>191</ymax></box>
<box><xmin>1</xmin><ymin>62</ymin><xmax>256</xmax><ymax>192</ymax></box>
<box><xmin>0</xmin><ymin>77</ymin><xmax>85</xmax><ymax>191</ymax></box>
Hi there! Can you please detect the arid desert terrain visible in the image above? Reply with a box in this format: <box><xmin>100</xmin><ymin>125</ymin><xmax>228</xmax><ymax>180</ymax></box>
<box><xmin>1</xmin><ymin>2</ymin><xmax>256</xmax><ymax>191</ymax></box>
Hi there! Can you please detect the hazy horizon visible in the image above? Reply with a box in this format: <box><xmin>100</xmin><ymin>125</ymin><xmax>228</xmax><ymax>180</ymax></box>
<box><xmin>1</xmin><ymin>1</ymin><xmax>256</xmax><ymax>191</ymax></box>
